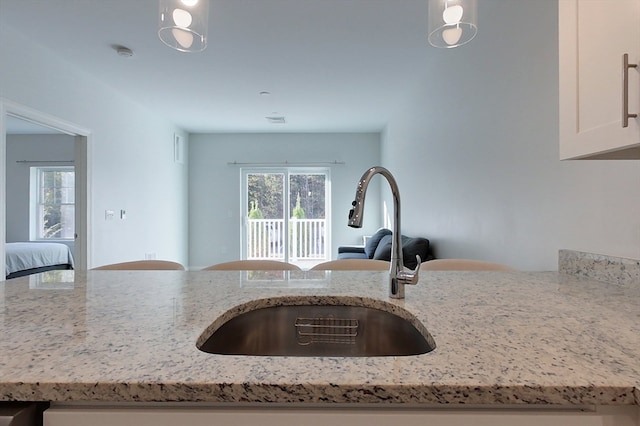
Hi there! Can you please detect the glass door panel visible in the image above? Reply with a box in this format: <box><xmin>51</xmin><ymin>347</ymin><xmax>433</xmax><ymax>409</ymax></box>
<box><xmin>246</xmin><ymin>172</ymin><xmax>285</xmax><ymax>260</ymax></box>
<box><xmin>243</xmin><ymin>168</ymin><xmax>329</xmax><ymax>268</ymax></box>
<box><xmin>289</xmin><ymin>173</ymin><xmax>326</xmax><ymax>263</ymax></box>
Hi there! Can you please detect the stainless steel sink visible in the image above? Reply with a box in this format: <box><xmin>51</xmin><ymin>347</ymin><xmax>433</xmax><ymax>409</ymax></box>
<box><xmin>197</xmin><ymin>300</ymin><xmax>436</xmax><ymax>357</ymax></box>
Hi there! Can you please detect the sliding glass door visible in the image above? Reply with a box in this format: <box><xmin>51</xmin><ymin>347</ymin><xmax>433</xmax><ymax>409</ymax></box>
<box><xmin>242</xmin><ymin>168</ymin><xmax>329</xmax><ymax>268</ymax></box>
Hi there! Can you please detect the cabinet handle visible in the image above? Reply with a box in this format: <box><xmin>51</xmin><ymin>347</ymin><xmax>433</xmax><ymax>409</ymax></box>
<box><xmin>623</xmin><ymin>53</ymin><xmax>638</xmax><ymax>128</ymax></box>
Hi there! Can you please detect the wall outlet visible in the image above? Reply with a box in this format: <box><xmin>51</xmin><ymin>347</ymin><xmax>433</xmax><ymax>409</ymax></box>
<box><xmin>120</xmin><ymin>209</ymin><xmax>127</xmax><ymax>220</ymax></box>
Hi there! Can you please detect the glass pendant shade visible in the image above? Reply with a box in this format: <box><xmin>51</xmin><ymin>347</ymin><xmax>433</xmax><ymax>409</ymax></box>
<box><xmin>158</xmin><ymin>0</ymin><xmax>209</xmax><ymax>52</ymax></box>
<box><xmin>428</xmin><ymin>0</ymin><xmax>477</xmax><ymax>48</ymax></box>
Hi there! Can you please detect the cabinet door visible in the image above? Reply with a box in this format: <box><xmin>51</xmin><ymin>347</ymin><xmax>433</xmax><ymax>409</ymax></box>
<box><xmin>43</xmin><ymin>406</ymin><xmax>639</xmax><ymax>426</ymax></box>
<box><xmin>559</xmin><ymin>0</ymin><xmax>640</xmax><ymax>159</ymax></box>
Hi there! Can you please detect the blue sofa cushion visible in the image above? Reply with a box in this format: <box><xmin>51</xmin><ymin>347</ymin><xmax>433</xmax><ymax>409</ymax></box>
<box><xmin>372</xmin><ymin>235</ymin><xmax>430</xmax><ymax>270</ymax></box>
<box><xmin>337</xmin><ymin>246</ymin><xmax>366</xmax><ymax>255</ymax></box>
<box><xmin>336</xmin><ymin>252</ymin><xmax>368</xmax><ymax>260</ymax></box>
<box><xmin>372</xmin><ymin>234</ymin><xmax>392</xmax><ymax>260</ymax></box>
<box><xmin>364</xmin><ymin>228</ymin><xmax>392</xmax><ymax>259</ymax></box>
<box><xmin>401</xmin><ymin>236</ymin><xmax>430</xmax><ymax>269</ymax></box>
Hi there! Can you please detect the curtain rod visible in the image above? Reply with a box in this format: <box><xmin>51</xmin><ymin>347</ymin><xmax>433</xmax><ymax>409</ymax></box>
<box><xmin>16</xmin><ymin>160</ymin><xmax>74</xmax><ymax>164</ymax></box>
<box><xmin>227</xmin><ymin>160</ymin><xmax>345</xmax><ymax>167</ymax></box>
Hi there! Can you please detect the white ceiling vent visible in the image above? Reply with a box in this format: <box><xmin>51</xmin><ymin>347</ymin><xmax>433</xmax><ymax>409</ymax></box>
<box><xmin>266</xmin><ymin>116</ymin><xmax>286</xmax><ymax>124</ymax></box>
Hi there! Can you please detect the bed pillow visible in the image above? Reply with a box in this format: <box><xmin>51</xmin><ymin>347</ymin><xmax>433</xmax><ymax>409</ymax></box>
<box><xmin>363</xmin><ymin>228</ymin><xmax>392</xmax><ymax>259</ymax></box>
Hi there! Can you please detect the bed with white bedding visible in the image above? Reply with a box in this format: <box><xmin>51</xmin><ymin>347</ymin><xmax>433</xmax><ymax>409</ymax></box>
<box><xmin>5</xmin><ymin>242</ymin><xmax>75</xmax><ymax>279</ymax></box>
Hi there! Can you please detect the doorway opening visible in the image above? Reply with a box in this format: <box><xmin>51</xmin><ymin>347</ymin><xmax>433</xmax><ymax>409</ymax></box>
<box><xmin>1</xmin><ymin>100</ymin><xmax>91</xmax><ymax>275</ymax></box>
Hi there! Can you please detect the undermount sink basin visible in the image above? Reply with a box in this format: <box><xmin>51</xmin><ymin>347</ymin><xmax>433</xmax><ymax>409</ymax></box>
<box><xmin>197</xmin><ymin>298</ymin><xmax>436</xmax><ymax>357</ymax></box>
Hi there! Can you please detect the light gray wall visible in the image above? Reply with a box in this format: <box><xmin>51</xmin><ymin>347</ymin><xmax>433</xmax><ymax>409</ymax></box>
<box><xmin>1</xmin><ymin>26</ymin><xmax>189</xmax><ymax>268</ymax></box>
<box><xmin>5</xmin><ymin>0</ymin><xmax>637</xmax><ymax>272</ymax></box>
<box><xmin>188</xmin><ymin>133</ymin><xmax>381</xmax><ymax>270</ymax></box>
<box><xmin>6</xmin><ymin>134</ymin><xmax>75</xmax><ymax>251</ymax></box>
<box><xmin>382</xmin><ymin>0</ymin><xmax>640</xmax><ymax>271</ymax></box>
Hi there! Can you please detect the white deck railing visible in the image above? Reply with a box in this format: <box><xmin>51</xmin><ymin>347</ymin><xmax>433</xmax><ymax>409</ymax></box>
<box><xmin>247</xmin><ymin>218</ymin><xmax>326</xmax><ymax>261</ymax></box>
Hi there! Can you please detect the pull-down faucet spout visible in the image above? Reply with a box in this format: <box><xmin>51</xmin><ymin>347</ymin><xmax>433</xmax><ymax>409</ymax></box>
<box><xmin>348</xmin><ymin>166</ymin><xmax>420</xmax><ymax>299</ymax></box>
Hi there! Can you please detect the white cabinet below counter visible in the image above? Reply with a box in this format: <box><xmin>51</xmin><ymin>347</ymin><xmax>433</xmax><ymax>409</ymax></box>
<box><xmin>43</xmin><ymin>405</ymin><xmax>640</xmax><ymax>426</ymax></box>
<box><xmin>559</xmin><ymin>0</ymin><xmax>640</xmax><ymax>159</ymax></box>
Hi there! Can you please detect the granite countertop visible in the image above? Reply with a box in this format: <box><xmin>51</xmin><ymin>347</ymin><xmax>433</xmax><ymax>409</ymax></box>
<box><xmin>0</xmin><ymin>268</ymin><xmax>639</xmax><ymax>406</ymax></box>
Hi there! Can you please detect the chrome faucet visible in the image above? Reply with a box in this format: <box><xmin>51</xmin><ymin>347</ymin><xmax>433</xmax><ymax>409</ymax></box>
<box><xmin>348</xmin><ymin>166</ymin><xmax>420</xmax><ymax>299</ymax></box>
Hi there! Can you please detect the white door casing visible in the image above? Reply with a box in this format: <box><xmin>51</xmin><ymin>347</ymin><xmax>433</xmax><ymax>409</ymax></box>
<box><xmin>1</xmin><ymin>98</ymin><xmax>92</xmax><ymax>273</ymax></box>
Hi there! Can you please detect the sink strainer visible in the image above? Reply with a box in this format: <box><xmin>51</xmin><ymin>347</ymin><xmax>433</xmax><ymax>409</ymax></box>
<box><xmin>294</xmin><ymin>317</ymin><xmax>358</xmax><ymax>345</ymax></box>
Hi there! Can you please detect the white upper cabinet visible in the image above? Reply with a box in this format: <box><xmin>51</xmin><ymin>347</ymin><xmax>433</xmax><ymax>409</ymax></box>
<box><xmin>559</xmin><ymin>0</ymin><xmax>640</xmax><ymax>159</ymax></box>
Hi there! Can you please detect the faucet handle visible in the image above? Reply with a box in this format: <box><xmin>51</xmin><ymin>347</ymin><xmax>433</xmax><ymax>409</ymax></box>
<box><xmin>412</xmin><ymin>254</ymin><xmax>422</xmax><ymax>273</ymax></box>
<box><xmin>398</xmin><ymin>255</ymin><xmax>421</xmax><ymax>285</ymax></box>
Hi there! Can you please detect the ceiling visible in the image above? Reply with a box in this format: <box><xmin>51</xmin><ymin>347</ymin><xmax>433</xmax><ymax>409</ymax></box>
<box><xmin>0</xmin><ymin>0</ymin><xmax>435</xmax><ymax>134</ymax></box>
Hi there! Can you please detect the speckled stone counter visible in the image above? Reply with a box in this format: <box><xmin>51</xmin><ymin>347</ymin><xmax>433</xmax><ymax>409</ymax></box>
<box><xmin>559</xmin><ymin>249</ymin><xmax>640</xmax><ymax>286</ymax></box>
<box><xmin>1</xmin><ymin>269</ymin><xmax>639</xmax><ymax>406</ymax></box>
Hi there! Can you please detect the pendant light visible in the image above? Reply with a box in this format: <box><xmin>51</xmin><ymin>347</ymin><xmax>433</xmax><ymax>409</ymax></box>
<box><xmin>158</xmin><ymin>0</ymin><xmax>209</xmax><ymax>53</ymax></box>
<box><xmin>428</xmin><ymin>0</ymin><xmax>477</xmax><ymax>48</ymax></box>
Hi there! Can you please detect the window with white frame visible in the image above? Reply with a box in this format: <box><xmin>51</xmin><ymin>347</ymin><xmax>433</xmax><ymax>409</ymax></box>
<box><xmin>30</xmin><ymin>166</ymin><xmax>75</xmax><ymax>240</ymax></box>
